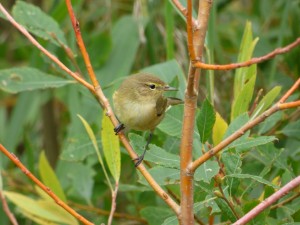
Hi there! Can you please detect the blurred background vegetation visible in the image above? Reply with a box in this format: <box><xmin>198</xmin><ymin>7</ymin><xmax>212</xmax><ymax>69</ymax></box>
<box><xmin>0</xmin><ymin>0</ymin><xmax>300</xmax><ymax>224</ymax></box>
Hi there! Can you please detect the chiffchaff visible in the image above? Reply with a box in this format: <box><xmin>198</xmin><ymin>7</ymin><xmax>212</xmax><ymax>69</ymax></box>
<box><xmin>113</xmin><ymin>73</ymin><xmax>183</xmax><ymax>166</ymax></box>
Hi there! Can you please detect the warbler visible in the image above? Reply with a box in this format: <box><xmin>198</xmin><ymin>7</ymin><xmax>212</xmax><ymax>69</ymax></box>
<box><xmin>113</xmin><ymin>73</ymin><xmax>183</xmax><ymax>166</ymax></box>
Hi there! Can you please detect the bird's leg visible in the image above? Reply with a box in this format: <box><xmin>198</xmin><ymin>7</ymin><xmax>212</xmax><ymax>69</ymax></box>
<box><xmin>114</xmin><ymin>123</ymin><xmax>125</xmax><ymax>135</ymax></box>
<box><xmin>133</xmin><ymin>132</ymin><xmax>153</xmax><ymax>167</ymax></box>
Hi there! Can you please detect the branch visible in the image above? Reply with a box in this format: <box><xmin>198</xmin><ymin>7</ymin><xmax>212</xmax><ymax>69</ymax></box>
<box><xmin>171</xmin><ymin>0</ymin><xmax>198</xmax><ymax>27</ymax></box>
<box><xmin>180</xmin><ymin>0</ymin><xmax>213</xmax><ymax>224</ymax></box>
<box><xmin>0</xmin><ymin>3</ymin><xmax>180</xmax><ymax>217</ymax></box>
<box><xmin>232</xmin><ymin>176</ymin><xmax>300</xmax><ymax>225</ymax></box>
<box><xmin>64</xmin><ymin>0</ymin><xmax>180</xmax><ymax>216</ymax></box>
<box><xmin>193</xmin><ymin>37</ymin><xmax>300</xmax><ymax>70</ymax></box>
<box><xmin>0</xmin><ymin>190</ymin><xmax>18</xmax><ymax>225</ymax></box>
<box><xmin>65</xmin><ymin>0</ymin><xmax>99</xmax><ymax>88</ymax></box>
<box><xmin>190</xmin><ymin>77</ymin><xmax>300</xmax><ymax>172</ymax></box>
<box><xmin>0</xmin><ymin>144</ymin><xmax>94</xmax><ymax>225</ymax></box>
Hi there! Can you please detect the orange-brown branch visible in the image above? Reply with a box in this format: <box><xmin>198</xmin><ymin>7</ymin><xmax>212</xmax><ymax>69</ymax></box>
<box><xmin>0</xmin><ymin>3</ymin><xmax>180</xmax><ymax>217</ymax></box>
<box><xmin>0</xmin><ymin>144</ymin><xmax>94</xmax><ymax>225</ymax></box>
<box><xmin>65</xmin><ymin>0</ymin><xmax>100</xmax><ymax>88</ymax></box>
<box><xmin>193</xmin><ymin>38</ymin><xmax>300</xmax><ymax>70</ymax></box>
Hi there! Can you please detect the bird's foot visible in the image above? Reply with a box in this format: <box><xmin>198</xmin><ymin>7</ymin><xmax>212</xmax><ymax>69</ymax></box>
<box><xmin>133</xmin><ymin>155</ymin><xmax>144</xmax><ymax>167</ymax></box>
<box><xmin>114</xmin><ymin>123</ymin><xmax>125</xmax><ymax>135</ymax></box>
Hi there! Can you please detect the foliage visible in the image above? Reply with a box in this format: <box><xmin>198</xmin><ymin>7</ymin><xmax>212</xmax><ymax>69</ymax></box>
<box><xmin>0</xmin><ymin>0</ymin><xmax>299</xmax><ymax>224</ymax></box>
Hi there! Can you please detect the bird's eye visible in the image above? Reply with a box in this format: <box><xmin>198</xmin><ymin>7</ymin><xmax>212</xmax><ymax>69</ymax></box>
<box><xmin>149</xmin><ymin>84</ymin><xmax>156</xmax><ymax>90</ymax></box>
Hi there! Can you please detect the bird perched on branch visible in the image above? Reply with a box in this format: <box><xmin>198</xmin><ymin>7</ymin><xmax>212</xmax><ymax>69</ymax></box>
<box><xmin>113</xmin><ymin>73</ymin><xmax>183</xmax><ymax>166</ymax></box>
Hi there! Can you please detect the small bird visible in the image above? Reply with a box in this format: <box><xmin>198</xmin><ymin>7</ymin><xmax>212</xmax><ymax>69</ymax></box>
<box><xmin>113</xmin><ymin>73</ymin><xmax>183</xmax><ymax>166</ymax></box>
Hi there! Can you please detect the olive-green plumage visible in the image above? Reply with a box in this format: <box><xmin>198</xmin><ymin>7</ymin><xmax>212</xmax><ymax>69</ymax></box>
<box><xmin>113</xmin><ymin>73</ymin><xmax>182</xmax><ymax>132</ymax></box>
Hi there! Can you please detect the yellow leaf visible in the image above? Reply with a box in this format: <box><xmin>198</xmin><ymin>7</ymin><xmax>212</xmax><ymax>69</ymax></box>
<box><xmin>213</xmin><ymin>112</ymin><xmax>228</xmax><ymax>145</ymax></box>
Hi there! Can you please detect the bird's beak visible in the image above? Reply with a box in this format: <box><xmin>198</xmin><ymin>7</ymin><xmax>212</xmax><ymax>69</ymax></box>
<box><xmin>164</xmin><ymin>85</ymin><xmax>178</xmax><ymax>91</ymax></box>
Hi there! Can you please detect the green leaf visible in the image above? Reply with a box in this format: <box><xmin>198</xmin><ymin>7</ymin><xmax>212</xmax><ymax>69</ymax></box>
<box><xmin>281</xmin><ymin>120</ymin><xmax>300</xmax><ymax>139</ymax></box>
<box><xmin>258</xmin><ymin>111</ymin><xmax>283</xmax><ymax>134</ymax></box>
<box><xmin>97</xmin><ymin>16</ymin><xmax>139</xmax><ymax>88</ymax></box>
<box><xmin>225</xmin><ymin>174</ymin><xmax>279</xmax><ymax>189</ymax></box>
<box><xmin>138</xmin><ymin>167</ymin><xmax>180</xmax><ymax>186</ymax></box>
<box><xmin>101</xmin><ymin>112</ymin><xmax>121</xmax><ymax>182</ymax></box>
<box><xmin>140</xmin><ymin>207</ymin><xmax>174</xmax><ymax>225</ymax></box>
<box><xmin>0</xmin><ymin>67</ymin><xmax>75</xmax><ymax>93</ymax></box>
<box><xmin>224</xmin><ymin>113</ymin><xmax>249</xmax><ymax>140</ymax></box>
<box><xmin>162</xmin><ymin>216</ymin><xmax>179</xmax><ymax>225</ymax></box>
<box><xmin>57</xmin><ymin>161</ymin><xmax>95</xmax><ymax>203</ymax></box>
<box><xmin>234</xmin><ymin>21</ymin><xmax>259</xmax><ymax>97</ymax></box>
<box><xmin>214</xmin><ymin>198</ymin><xmax>237</xmax><ymax>222</ymax></box>
<box><xmin>223</xmin><ymin>113</ymin><xmax>250</xmax><ymax>151</ymax></box>
<box><xmin>158</xmin><ymin>105</ymin><xmax>200</xmax><ymax>139</ymax></box>
<box><xmin>129</xmin><ymin>133</ymin><xmax>180</xmax><ymax>169</ymax></box>
<box><xmin>197</xmin><ymin>98</ymin><xmax>216</xmax><ymax>143</ymax></box>
<box><xmin>12</xmin><ymin>1</ymin><xmax>67</xmax><ymax>46</ymax></box>
<box><xmin>252</xmin><ymin>86</ymin><xmax>281</xmax><ymax>118</ymax></box>
<box><xmin>235</xmin><ymin>136</ymin><xmax>277</xmax><ymax>152</ymax></box>
<box><xmin>231</xmin><ymin>75</ymin><xmax>256</xmax><ymax>120</ymax></box>
<box><xmin>39</xmin><ymin>151</ymin><xmax>67</xmax><ymax>202</ymax></box>
<box><xmin>4</xmin><ymin>191</ymin><xmax>78</xmax><ymax>225</ymax></box>
<box><xmin>60</xmin><ymin>134</ymin><xmax>98</xmax><ymax>161</ymax></box>
<box><xmin>194</xmin><ymin>160</ymin><xmax>219</xmax><ymax>183</ymax></box>
<box><xmin>222</xmin><ymin>152</ymin><xmax>242</xmax><ymax>195</ymax></box>
<box><xmin>77</xmin><ymin>114</ymin><xmax>113</xmax><ymax>190</ymax></box>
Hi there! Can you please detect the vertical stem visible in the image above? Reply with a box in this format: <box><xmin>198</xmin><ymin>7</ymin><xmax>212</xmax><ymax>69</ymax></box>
<box><xmin>180</xmin><ymin>1</ymin><xmax>212</xmax><ymax>224</ymax></box>
<box><xmin>165</xmin><ymin>1</ymin><xmax>175</xmax><ymax>59</ymax></box>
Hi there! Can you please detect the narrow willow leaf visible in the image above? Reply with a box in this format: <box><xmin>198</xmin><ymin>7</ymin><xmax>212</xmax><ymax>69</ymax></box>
<box><xmin>235</xmin><ymin>136</ymin><xmax>277</xmax><ymax>152</ymax></box>
<box><xmin>0</xmin><ymin>67</ymin><xmax>75</xmax><ymax>93</ymax></box>
<box><xmin>129</xmin><ymin>133</ymin><xmax>180</xmax><ymax>169</ymax></box>
<box><xmin>12</xmin><ymin>1</ymin><xmax>67</xmax><ymax>46</ymax></box>
<box><xmin>197</xmin><ymin>99</ymin><xmax>216</xmax><ymax>143</ymax></box>
<box><xmin>77</xmin><ymin>114</ymin><xmax>113</xmax><ymax>190</ymax></box>
<box><xmin>213</xmin><ymin>112</ymin><xmax>228</xmax><ymax>145</ymax></box>
<box><xmin>215</xmin><ymin>198</ymin><xmax>237</xmax><ymax>222</ymax></box>
<box><xmin>232</xmin><ymin>21</ymin><xmax>258</xmax><ymax>120</ymax></box>
<box><xmin>4</xmin><ymin>191</ymin><xmax>78</xmax><ymax>225</ymax></box>
<box><xmin>225</xmin><ymin>174</ymin><xmax>279</xmax><ymax>189</ymax></box>
<box><xmin>101</xmin><ymin>112</ymin><xmax>121</xmax><ymax>182</ymax></box>
<box><xmin>231</xmin><ymin>75</ymin><xmax>256</xmax><ymax>120</ymax></box>
<box><xmin>234</xmin><ymin>21</ymin><xmax>259</xmax><ymax>96</ymax></box>
<box><xmin>39</xmin><ymin>151</ymin><xmax>67</xmax><ymax>202</ymax></box>
<box><xmin>252</xmin><ymin>86</ymin><xmax>281</xmax><ymax>117</ymax></box>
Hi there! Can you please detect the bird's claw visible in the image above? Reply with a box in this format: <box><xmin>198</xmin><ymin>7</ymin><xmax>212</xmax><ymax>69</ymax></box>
<box><xmin>133</xmin><ymin>155</ymin><xmax>144</xmax><ymax>167</ymax></box>
<box><xmin>114</xmin><ymin>123</ymin><xmax>125</xmax><ymax>135</ymax></box>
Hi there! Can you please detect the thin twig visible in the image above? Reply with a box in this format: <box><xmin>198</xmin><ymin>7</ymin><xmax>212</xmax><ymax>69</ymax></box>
<box><xmin>0</xmin><ymin>190</ymin><xmax>18</xmax><ymax>225</ymax></box>
<box><xmin>0</xmin><ymin>144</ymin><xmax>94</xmax><ymax>225</ymax></box>
<box><xmin>171</xmin><ymin>0</ymin><xmax>198</xmax><ymax>27</ymax></box>
<box><xmin>270</xmin><ymin>191</ymin><xmax>300</xmax><ymax>209</ymax></box>
<box><xmin>108</xmin><ymin>182</ymin><xmax>119</xmax><ymax>225</ymax></box>
<box><xmin>70</xmin><ymin>202</ymin><xmax>147</xmax><ymax>224</ymax></box>
<box><xmin>233</xmin><ymin>176</ymin><xmax>300</xmax><ymax>225</ymax></box>
<box><xmin>193</xmin><ymin>38</ymin><xmax>300</xmax><ymax>70</ymax></box>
